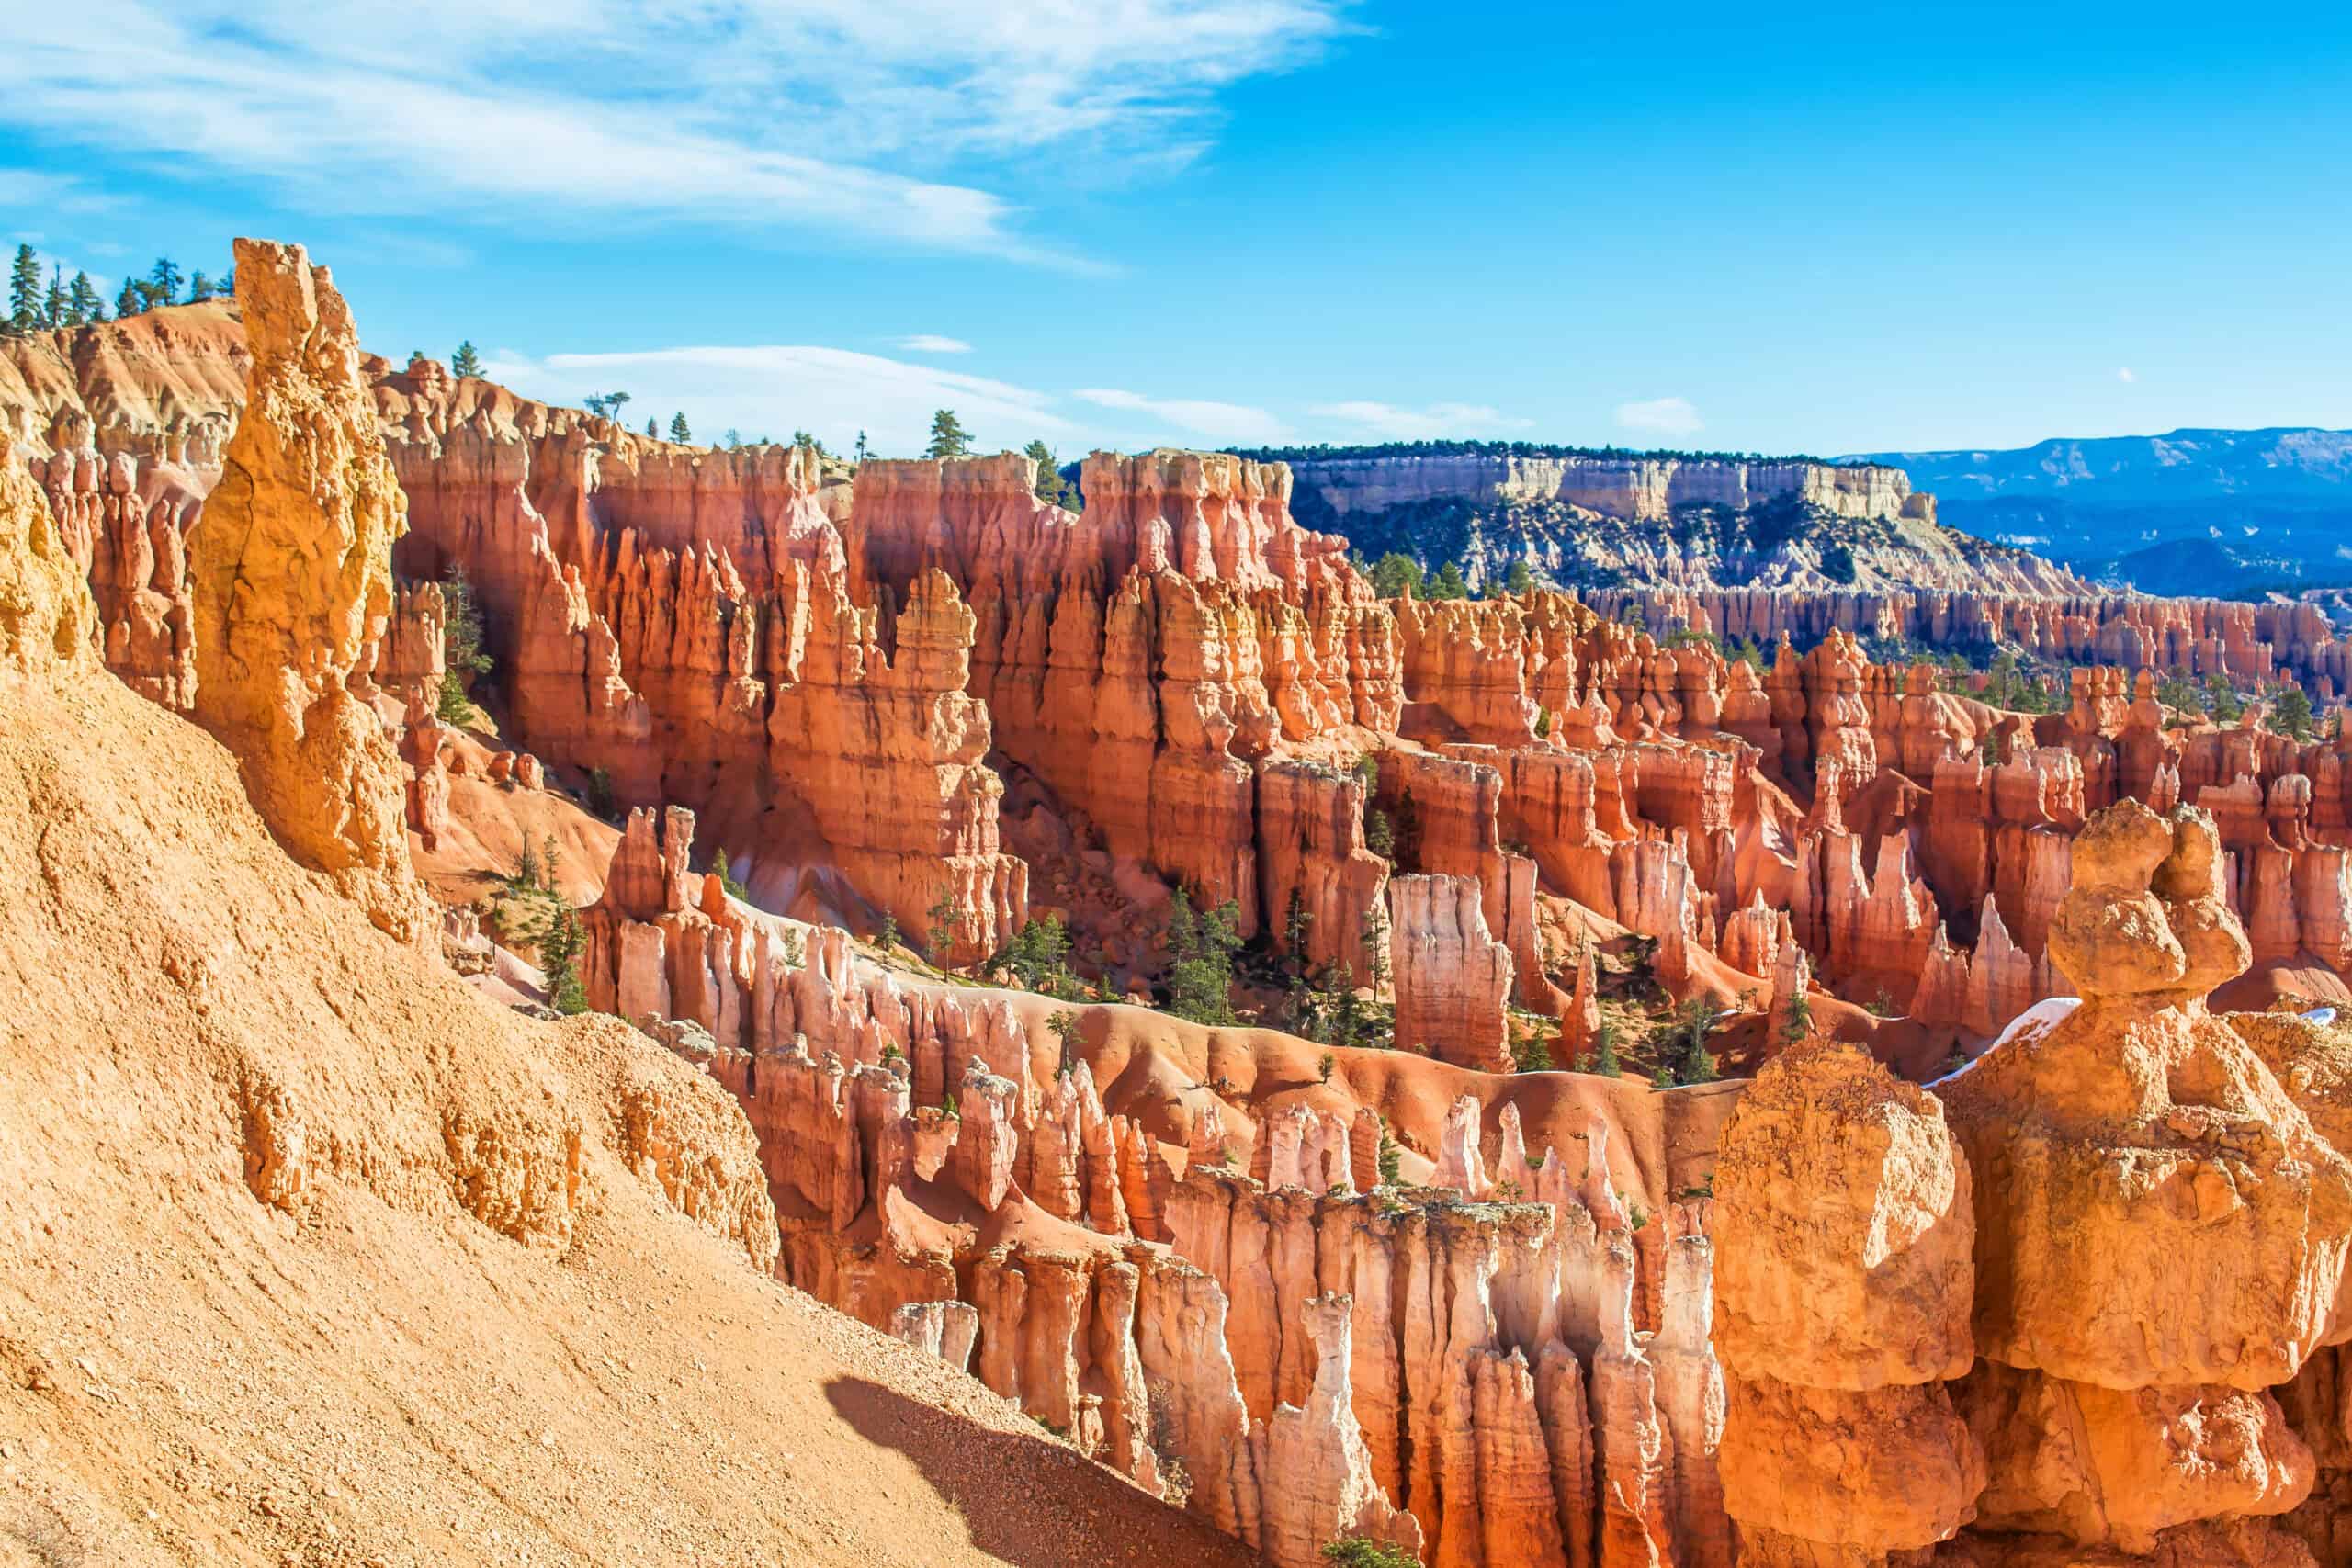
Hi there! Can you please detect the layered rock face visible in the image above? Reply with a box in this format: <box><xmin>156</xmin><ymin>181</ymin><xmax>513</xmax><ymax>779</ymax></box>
<box><xmin>586</xmin><ymin>807</ymin><xmax>1740</xmax><ymax>1568</ymax></box>
<box><xmin>0</xmin><ymin>432</ymin><xmax>100</xmax><ymax>682</ymax></box>
<box><xmin>187</xmin><ymin>241</ymin><xmax>427</xmax><ymax>942</ymax></box>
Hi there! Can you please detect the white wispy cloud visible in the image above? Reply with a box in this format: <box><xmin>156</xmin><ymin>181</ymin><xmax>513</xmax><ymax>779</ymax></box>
<box><xmin>0</xmin><ymin>166</ymin><xmax>116</xmax><ymax>214</ymax></box>
<box><xmin>481</xmin><ymin>343</ymin><xmax>1076</xmax><ymax>457</ymax></box>
<box><xmin>0</xmin><ymin>1</ymin><xmax>1349</xmax><ymax>262</ymax></box>
<box><xmin>894</xmin><ymin>334</ymin><xmax>973</xmax><ymax>355</ymax></box>
<box><xmin>1075</xmin><ymin>387</ymin><xmax>1291</xmax><ymax>445</ymax></box>
<box><xmin>2117</xmin><ymin>367</ymin><xmax>2137</xmax><ymax>384</ymax></box>
<box><xmin>1614</xmin><ymin>396</ymin><xmax>1703</xmax><ymax>437</ymax></box>
<box><xmin>1311</xmin><ymin>400</ymin><xmax>1531</xmax><ymax>439</ymax></box>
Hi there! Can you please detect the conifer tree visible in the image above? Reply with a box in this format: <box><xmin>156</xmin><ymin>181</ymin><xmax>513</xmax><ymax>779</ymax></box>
<box><xmin>66</xmin><ymin>272</ymin><xmax>101</xmax><ymax>325</ymax></box>
<box><xmin>1429</xmin><ymin>561</ymin><xmax>1471</xmax><ymax>600</ymax></box>
<box><xmin>1024</xmin><ymin>438</ymin><xmax>1071</xmax><ymax>506</ymax></box>
<box><xmin>925</xmin><ymin>409</ymin><xmax>971</xmax><ymax>459</ymax></box>
<box><xmin>7</xmin><ymin>245</ymin><xmax>40</xmax><ymax>333</ymax></box>
<box><xmin>147</xmin><ymin>257</ymin><xmax>183</xmax><ymax>306</ymax></box>
<box><xmin>115</xmin><ymin>278</ymin><xmax>141</xmax><ymax>319</ymax></box>
<box><xmin>41</xmin><ymin>265</ymin><xmax>66</xmax><ymax>328</ymax></box>
<box><xmin>669</xmin><ymin>412</ymin><xmax>691</xmax><ymax>443</ymax></box>
<box><xmin>854</xmin><ymin>430</ymin><xmax>869</xmax><ymax>463</ymax></box>
<box><xmin>645</xmin><ymin>416</ymin><xmax>658</xmax><ymax>438</ymax></box>
<box><xmin>450</xmin><ymin>340</ymin><xmax>482</xmax><ymax>378</ymax></box>
<box><xmin>187</xmin><ymin>270</ymin><xmax>212</xmax><ymax>302</ymax></box>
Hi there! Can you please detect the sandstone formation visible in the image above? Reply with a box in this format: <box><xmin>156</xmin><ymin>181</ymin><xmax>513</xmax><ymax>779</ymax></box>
<box><xmin>1716</xmin><ymin>799</ymin><xmax>2352</xmax><ymax>1564</ymax></box>
<box><xmin>187</xmin><ymin>241</ymin><xmax>427</xmax><ymax>942</ymax></box>
<box><xmin>31</xmin><ymin>259</ymin><xmax>2352</xmax><ymax>1568</ymax></box>
<box><xmin>0</xmin><ymin>353</ymin><xmax>1256</xmax><ymax>1568</ymax></box>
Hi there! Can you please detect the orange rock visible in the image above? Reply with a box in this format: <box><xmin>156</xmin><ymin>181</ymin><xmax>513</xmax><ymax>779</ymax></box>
<box><xmin>187</xmin><ymin>240</ymin><xmax>427</xmax><ymax>943</ymax></box>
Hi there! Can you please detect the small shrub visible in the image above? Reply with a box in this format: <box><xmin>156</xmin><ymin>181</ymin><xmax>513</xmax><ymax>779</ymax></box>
<box><xmin>1318</xmin><ymin>1052</ymin><xmax>1336</xmax><ymax>1085</ymax></box>
<box><xmin>1322</xmin><ymin>1538</ymin><xmax>1419</xmax><ymax>1568</ymax></box>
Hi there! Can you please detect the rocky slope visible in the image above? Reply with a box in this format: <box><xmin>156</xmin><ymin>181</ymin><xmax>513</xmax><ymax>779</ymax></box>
<box><xmin>1243</xmin><ymin>445</ymin><xmax>2086</xmax><ymax>595</ymax></box>
<box><xmin>27</xmin><ymin>250</ymin><xmax>2352</xmax><ymax>1568</ymax></box>
<box><xmin>0</xmin><ymin>254</ymin><xmax>1256</xmax><ymax>1568</ymax></box>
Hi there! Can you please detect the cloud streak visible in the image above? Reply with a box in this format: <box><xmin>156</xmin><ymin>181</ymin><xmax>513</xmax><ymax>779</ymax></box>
<box><xmin>482</xmin><ymin>343</ymin><xmax>1083</xmax><ymax>457</ymax></box>
<box><xmin>894</xmin><ymin>334</ymin><xmax>973</xmax><ymax>355</ymax></box>
<box><xmin>1614</xmin><ymin>396</ymin><xmax>1703</xmax><ymax>437</ymax></box>
<box><xmin>0</xmin><ymin>1</ymin><xmax>1350</xmax><ymax>262</ymax></box>
<box><xmin>1311</xmin><ymin>400</ymin><xmax>1531</xmax><ymax>439</ymax></box>
<box><xmin>1075</xmin><ymin>387</ymin><xmax>1291</xmax><ymax>445</ymax></box>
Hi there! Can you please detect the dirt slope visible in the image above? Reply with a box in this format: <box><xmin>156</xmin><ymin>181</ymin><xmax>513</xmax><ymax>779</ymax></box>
<box><xmin>0</xmin><ymin>660</ymin><xmax>1258</xmax><ymax>1566</ymax></box>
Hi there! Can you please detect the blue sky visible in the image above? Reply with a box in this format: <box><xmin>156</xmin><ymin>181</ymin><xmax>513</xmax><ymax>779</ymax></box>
<box><xmin>5</xmin><ymin>0</ymin><xmax>2351</xmax><ymax>459</ymax></box>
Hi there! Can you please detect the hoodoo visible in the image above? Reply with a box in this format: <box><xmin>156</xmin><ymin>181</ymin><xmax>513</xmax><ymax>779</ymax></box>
<box><xmin>9</xmin><ymin>219</ymin><xmax>2352</xmax><ymax>1566</ymax></box>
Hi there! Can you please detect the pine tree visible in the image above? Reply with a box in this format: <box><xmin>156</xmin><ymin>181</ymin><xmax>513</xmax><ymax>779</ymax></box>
<box><xmin>1505</xmin><ymin>559</ymin><xmax>1534</xmax><ymax>593</ymax></box>
<box><xmin>1429</xmin><ymin>561</ymin><xmax>1471</xmax><ymax>600</ymax></box>
<box><xmin>724</xmin><ymin>429</ymin><xmax>741</xmax><ymax>450</ymax></box>
<box><xmin>605</xmin><ymin>390</ymin><xmax>632</xmax><ymax>424</ymax></box>
<box><xmin>187</xmin><ymin>270</ymin><xmax>212</xmax><ymax>302</ymax></box>
<box><xmin>115</xmin><ymin>278</ymin><xmax>141</xmax><ymax>319</ymax></box>
<box><xmin>147</xmin><ymin>257</ymin><xmax>183</xmax><ymax>307</ymax></box>
<box><xmin>450</xmin><ymin>340</ymin><xmax>482</xmax><ymax>378</ymax></box>
<box><xmin>1367</xmin><ymin>551</ymin><xmax>1422</xmax><ymax>599</ymax></box>
<box><xmin>1024</xmin><ymin>438</ymin><xmax>1070</xmax><ymax>506</ymax></box>
<box><xmin>66</xmin><ymin>272</ymin><xmax>101</xmax><ymax>326</ymax></box>
<box><xmin>669</xmin><ymin>412</ymin><xmax>691</xmax><ymax>443</ymax></box>
<box><xmin>854</xmin><ymin>430</ymin><xmax>870</xmax><ymax>464</ymax></box>
<box><xmin>7</xmin><ymin>245</ymin><xmax>40</xmax><ymax>333</ymax></box>
<box><xmin>2270</xmin><ymin>683</ymin><xmax>2315</xmax><ymax>739</ymax></box>
<box><xmin>537</xmin><ymin>907</ymin><xmax>590</xmax><ymax>1015</ymax></box>
<box><xmin>645</xmin><ymin>416</ymin><xmax>658</xmax><ymax>438</ymax></box>
<box><xmin>41</xmin><ymin>265</ymin><xmax>65</xmax><ymax>328</ymax></box>
<box><xmin>925</xmin><ymin>409</ymin><xmax>971</xmax><ymax>459</ymax></box>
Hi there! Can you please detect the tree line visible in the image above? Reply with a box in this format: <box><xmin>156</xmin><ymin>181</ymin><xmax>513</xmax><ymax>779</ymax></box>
<box><xmin>1225</xmin><ymin>437</ymin><xmax>1853</xmax><ymax>467</ymax></box>
<box><xmin>6</xmin><ymin>248</ymin><xmax>233</xmax><ymax>333</ymax></box>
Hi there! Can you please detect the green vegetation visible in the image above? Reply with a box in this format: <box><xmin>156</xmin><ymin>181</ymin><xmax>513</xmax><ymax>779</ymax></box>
<box><xmin>2269</xmin><ymin>682</ymin><xmax>2315</xmax><ymax>739</ymax></box>
<box><xmin>585</xmin><ymin>766</ymin><xmax>616</xmax><ymax>821</ymax></box>
<box><xmin>670</xmin><ymin>412</ymin><xmax>692</xmax><ymax>443</ymax></box>
<box><xmin>923</xmin><ymin>886</ymin><xmax>965</xmax><ymax>964</ymax></box>
<box><xmin>537</xmin><ymin>905</ymin><xmax>589</xmax><ymax>1015</ymax></box>
<box><xmin>1592</xmin><ymin>1019</ymin><xmax>1623</xmax><ymax>1078</ymax></box>
<box><xmin>988</xmin><ymin>915</ymin><xmax>1081</xmax><ymax>998</ymax></box>
<box><xmin>451</xmin><ymin>340</ymin><xmax>483</xmax><ymax>378</ymax></box>
<box><xmin>1511</xmin><ymin>1024</ymin><xmax>1553</xmax><ymax>1074</ymax></box>
<box><xmin>1230</xmin><ymin>437</ymin><xmax>1842</xmax><ymax>466</ymax></box>
<box><xmin>709</xmin><ymin>846</ymin><xmax>750</xmax><ymax>900</ymax></box>
<box><xmin>1321</xmin><ymin>1538</ymin><xmax>1419</xmax><ymax>1568</ymax></box>
<box><xmin>1165</xmin><ymin>887</ymin><xmax>1243</xmax><ymax>1026</ymax></box>
<box><xmin>1375</xmin><ymin>1119</ymin><xmax>1403</xmax><ymax>1185</ymax></box>
<box><xmin>1427</xmin><ymin>561</ymin><xmax>1471</xmax><ymax>600</ymax></box>
<box><xmin>1025</xmin><ymin>439</ymin><xmax>1075</xmax><ymax>507</ymax></box>
<box><xmin>436</xmin><ymin>565</ymin><xmax>492</xmax><ymax>725</ymax></box>
<box><xmin>1365</xmin><ymin>551</ymin><xmax>1424</xmax><ymax>599</ymax></box>
<box><xmin>1781</xmin><ymin>989</ymin><xmax>1814</xmax><ymax>1046</ymax></box>
<box><xmin>1661</xmin><ymin>992</ymin><xmax>1725</xmax><ymax>1085</ymax></box>
<box><xmin>925</xmin><ymin>408</ymin><xmax>971</xmax><ymax>459</ymax></box>
<box><xmin>1046</xmin><ymin>1009</ymin><xmax>1082</xmax><ymax>1077</ymax></box>
<box><xmin>1504</xmin><ymin>559</ymin><xmax>1534</xmax><ymax>593</ymax></box>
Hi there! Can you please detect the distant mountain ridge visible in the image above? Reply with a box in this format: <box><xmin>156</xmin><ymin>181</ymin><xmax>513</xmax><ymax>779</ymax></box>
<box><xmin>1843</xmin><ymin>427</ymin><xmax>2352</xmax><ymax>595</ymax></box>
<box><xmin>1223</xmin><ymin>442</ymin><xmax>2084</xmax><ymax>596</ymax></box>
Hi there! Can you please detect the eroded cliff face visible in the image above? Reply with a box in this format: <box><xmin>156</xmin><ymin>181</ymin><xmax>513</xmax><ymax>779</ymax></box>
<box><xmin>188</xmin><ymin>241</ymin><xmax>428</xmax><ymax>943</ymax></box>
<box><xmin>1282</xmin><ymin>450</ymin><xmax>2089</xmax><ymax>597</ymax></box>
<box><xmin>1718</xmin><ymin>799</ymin><xmax>2352</xmax><ymax>1566</ymax></box>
